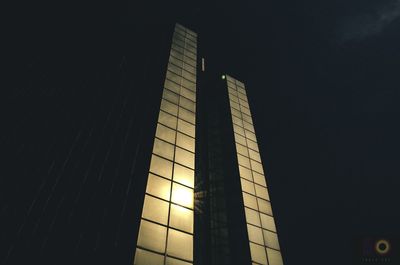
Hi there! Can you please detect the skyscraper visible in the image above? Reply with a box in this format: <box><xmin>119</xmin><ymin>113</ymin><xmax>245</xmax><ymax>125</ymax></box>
<box><xmin>132</xmin><ymin>23</ymin><xmax>283</xmax><ymax>265</ymax></box>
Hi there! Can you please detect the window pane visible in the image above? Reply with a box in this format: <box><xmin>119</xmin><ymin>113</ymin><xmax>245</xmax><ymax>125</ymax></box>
<box><xmin>182</xmin><ymin>69</ymin><xmax>196</xmax><ymax>82</ymax></box>
<box><xmin>179</xmin><ymin>107</ymin><xmax>195</xmax><ymax>124</ymax></box>
<box><xmin>247</xmin><ymin>224</ymin><xmax>264</xmax><ymax>245</ymax></box>
<box><xmin>142</xmin><ymin>195</ymin><xmax>169</xmax><ymax>225</ymax></box>
<box><xmin>263</xmin><ymin>230</ymin><xmax>280</xmax><ymax>250</ymax></box>
<box><xmin>165</xmin><ymin>78</ymin><xmax>181</xmax><ymax>94</ymax></box>
<box><xmin>163</xmin><ymin>87</ymin><xmax>180</xmax><ymax>104</ymax></box>
<box><xmin>248</xmin><ymin>149</ymin><xmax>261</xmax><ymax>162</ymax></box>
<box><xmin>153</xmin><ymin>138</ymin><xmax>175</xmax><ymax>160</ymax></box>
<box><xmin>169</xmin><ymin>204</ymin><xmax>194</xmax><ymax>233</ymax></box>
<box><xmin>176</xmin><ymin>132</ymin><xmax>195</xmax><ymax>153</ymax></box>
<box><xmin>245</xmin><ymin>130</ymin><xmax>257</xmax><ymax>142</ymax></box>
<box><xmin>166</xmin><ymin>256</ymin><xmax>192</xmax><ymax>265</ymax></box>
<box><xmin>242</xmin><ymin>113</ymin><xmax>253</xmax><ymax>124</ymax></box>
<box><xmin>233</xmin><ymin>124</ymin><xmax>245</xmax><ymax>137</ymax></box>
<box><xmin>243</xmin><ymin>192</ymin><xmax>258</xmax><ymax>210</ymax></box>
<box><xmin>249</xmin><ymin>242</ymin><xmax>267</xmax><ymax>265</ymax></box>
<box><xmin>173</xmin><ymin>163</ymin><xmax>194</xmax><ymax>188</ymax></box>
<box><xmin>236</xmin><ymin>143</ymin><xmax>248</xmax><ymax>157</ymax></box>
<box><xmin>241</xmin><ymin>178</ymin><xmax>255</xmax><ymax>195</ymax></box>
<box><xmin>167</xmin><ymin>229</ymin><xmax>193</xmax><ymax>261</ymax></box>
<box><xmin>230</xmin><ymin>100</ymin><xmax>240</xmax><ymax>111</ymax></box>
<box><xmin>239</xmin><ymin>98</ymin><xmax>249</xmax><ymax>109</ymax></box>
<box><xmin>257</xmin><ymin>198</ymin><xmax>272</xmax><ymax>215</ymax></box>
<box><xmin>243</xmin><ymin>121</ymin><xmax>255</xmax><ymax>133</ymax></box>
<box><xmin>232</xmin><ymin>116</ymin><xmax>243</xmax><ymax>127</ymax></box>
<box><xmin>156</xmin><ymin>123</ymin><xmax>176</xmax><ymax>144</ymax></box>
<box><xmin>239</xmin><ymin>165</ymin><xmax>253</xmax><ymax>181</ymax></box>
<box><xmin>137</xmin><ymin>220</ymin><xmax>167</xmax><ymax>253</ymax></box>
<box><xmin>149</xmin><ymin>155</ymin><xmax>173</xmax><ymax>179</ymax></box>
<box><xmin>255</xmin><ymin>185</ymin><xmax>269</xmax><ymax>200</ymax></box>
<box><xmin>175</xmin><ymin>147</ymin><xmax>194</xmax><ymax>169</ymax></box>
<box><xmin>181</xmin><ymin>87</ymin><xmax>196</xmax><ymax>101</ymax></box>
<box><xmin>266</xmin><ymin>248</ymin><xmax>283</xmax><ymax>265</ymax></box>
<box><xmin>166</xmin><ymin>71</ymin><xmax>182</xmax><ymax>85</ymax></box>
<box><xmin>146</xmin><ymin>174</ymin><xmax>171</xmax><ymax>200</ymax></box>
<box><xmin>235</xmin><ymin>133</ymin><xmax>246</xmax><ymax>146</ymax></box>
<box><xmin>158</xmin><ymin>110</ymin><xmax>177</xmax><ymax>129</ymax></box>
<box><xmin>260</xmin><ymin>213</ymin><xmax>276</xmax><ymax>232</ymax></box>
<box><xmin>179</xmin><ymin>96</ymin><xmax>196</xmax><ymax>112</ymax></box>
<box><xmin>177</xmin><ymin>119</ymin><xmax>195</xmax><ymax>137</ymax></box>
<box><xmin>161</xmin><ymin>99</ymin><xmax>178</xmax><ymax>116</ymax></box>
<box><xmin>253</xmin><ymin>171</ymin><xmax>267</xmax><ymax>187</ymax></box>
<box><xmin>251</xmin><ymin>160</ymin><xmax>264</xmax><ymax>175</ymax></box>
<box><xmin>237</xmin><ymin>153</ymin><xmax>251</xmax><ymax>169</ymax></box>
<box><xmin>229</xmin><ymin>93</ymin><xmax>239</xmax><ymax>104</ymax></box>
<box><xmin>168</xmin><ymin>63</ymin><xmax>182</xmax><ymax>75</ymax></box>
<box><xmin>231</xmin><ymin>108</ymin><xmax>242</xmax><ymax>119</ymax></box>
<box><xmin>245</xmin><ymin>207</ymin><xmax>261</xmax><ymax>227</ymax></box>
<box><xmin>182</xmin><ymin>79</ymin><xmax>196</xmax><ymax>93</ymax></box>
<box><xmin>134</xmin><ymin>248</ymin><xmax>164</xmax><ymax>265</ymax></box>
<box><xmin>171</xmin><ymin>183</ymin><xmax>193</xmax><ymax>209</ymax></box>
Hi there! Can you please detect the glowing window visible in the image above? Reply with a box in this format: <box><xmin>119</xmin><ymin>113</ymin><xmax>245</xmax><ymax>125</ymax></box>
<box><xmin>156</xmin><ymin>123</ymin><xmax>176</xmax><ymax>144</ymax></box>
<box><xmin>253</xmin><ymin>171</ymin><xmax>267</xmax><ymax>187</ymax></box>
<box><xmin>169</xmin><ymin>204</ymin><xmax>194</xmax><ymax>233</ymax></box>
<box><xmin>163</xmin><ymin>87</ymin><xmax>180</xmax><ymax>104</ymax></box>
<box><xmin>237</xmin><ymin>154</ymin><xmax>251</xmax><ymax>169</ymax></box>
<box><xmin>248</xmin><ymin>149</ymin><xmax>261</xmax><ymax>163</ymax></box>
<box><xmin>153</xmin><ymin>138</ymin><xmax>175</xmax><ymax>160</ymax></box>
<box><xmin>263</xmin><ymin>230</ymin><xmax>280</xmax><ymax>250</ymax></box>
<box><xmin>142</xmin><ymin>195</ymin><xmax>169</xmax><ymax>225</ymax></box>
<box><xmin>245</xmin><ymin>207</ymin><xmax>261</xmax><ymax>227</ymax></box>
<box><xmin>239</xmin><ymin>165</ymin><xmax>253</xmax><ymax>181</ymax></box>
<box><xmin>171</xmin><ymin>183</ymin><xmax>193</xmax><ymax>209</ymax></box>
<box><xmin>182</xmin><ymin>78</ymin><xmax>196</xmax><ymax>92</ymax></box>
<box><xmin>235</xmin><ymin>133</ymin><xmax>247</xmax><ymax>146</ymax></box>
<box><xmin>247</xmin><ymin>224</ymin><xmax>264</xmax><ymax>245</ymax></box>
<box><xmin>175</xmin><ymin>147</ymin><xmax>194</xmax><ymax>169</ymax></box>
<box><xmin>160</xmin><ymin>99</ymin><xmax>178</xmax><ymax>116</ymax></box>
<box><xmin>178</xmin><ymin>107</ymin><xmax>195</xmax><ymax>125</ymax></box>
<box><xmin>179</xmin><ymin>96</ymin><xmax>196</xmax><ymax>112</ymax></box>
<box><xmin>257</xmin><ymin>198</ymin><xmax>272</xmax><ymax>216</ymax></box>
<box><xmin>245</xmin><ymin>130</ymin><xmax>257</xmax><ymax>143</ymax></box>
<box><xmin>165</xmin><ymin>79</ymin><xmax>181</xmax><ymax>94</ymax></box>
<box><xmin>158</xmin><ymin>110</ymin><xmax>177</xmax><ymax>129</ymax></box>
<box><xmin>167</xmin><ymin>229</ymin><xmax>193</xmax><ymax>261</ymax></box>
<box><xmin>255</xmin><ymin>185</ymin><xmax>269</xmax><ymax>201</ymax></box>
<box><xmin>166</xmin><ymin>257</ymin><xmax>192</xmax><ymax>265</ymax></box>
<box><xmin>251</xmin><ymin>160</ymin><xmax>264</xmax><ymax>175</ymax></box>
<box><xmin>241</xmin><ymin>178</ymin><xmax>255</xmax><ymax>195</ymax></box>
<box><xmin>243</xmin><ymin>192</ymin><xmax>258</xmax><ymax>210</ymax></box>
<box><xmin>149</xmin><ymin>155</ymin><xmax>173</xmax><ymax>179</ymax></box>
<box><xmin>266</xmin><ymin>248</ymin><xmax>284</xmax><ymax>265</ymax></box>
<box><xmin>260</xmin><ymin>213</ymin><xmax>276</xmax><ymax>232</ymax></box>
<box><xmin>177</xmin><ymin>119</ymin><xmax>195</xmax><ymax>137</ymax></box>
<box><xmin>146</xmin><ymin>174</ymin><xmax>171</xmax><ymax>201</ymax></box>
<box><xmin>173</xmin><ymin>163</ymin><xmax>194</xmax><ymax>188</ymax></box>
<box><xmin>233</xmin><ymin>124</ymin><xmax>245</xmax><ymax>137</ymax></box>
<box><xmin>136</xmin><ymin>220</ymin><xmax>167</xmax><ymax>253</ymax></box>
<box><xmin>181</xmin><ymin>87</ymin><xmax>196</xmax><ymax>102</ymax></box>
<box><xmin>166</xmin><ymin>71</ymin><xmax>182</xmax><ymax>86</ymax></box>
<box><xmin>134</xmin><ymin>248</ymin><xmax>164</xmax><ymax>265</ymax></box>
<box><xmin>249</xmin><ymin>242</ymin><xmax>267</xmax><ymax>265</ymax></box>
<box><xmin>236</xmin><ymin>143</ymin><xmax>248</xmax><ymax>157</ymax></box>
<box><xmin>176</xmin><ymin>132</ymin><xmax>195</xmax><ymax>153</ymax></box>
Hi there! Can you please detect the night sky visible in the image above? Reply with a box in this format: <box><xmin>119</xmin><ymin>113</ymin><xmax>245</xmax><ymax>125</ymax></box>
<box><xmin>4</xmin><ymin>1</ymin><xmax>400</xmax><ymax>264</ymax></box>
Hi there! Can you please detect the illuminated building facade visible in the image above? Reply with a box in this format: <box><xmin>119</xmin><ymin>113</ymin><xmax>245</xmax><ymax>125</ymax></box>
<box><xmin>133</xmin><ymin>23</ymin><xmax>284</xmax><ymax>265</ymax></box>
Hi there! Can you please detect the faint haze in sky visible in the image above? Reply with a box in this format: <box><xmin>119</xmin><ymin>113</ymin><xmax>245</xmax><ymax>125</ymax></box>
<box><xmin>338</xmin><ymin>0</ymin><xmax>400</xmax><ymax>43</ymax></box>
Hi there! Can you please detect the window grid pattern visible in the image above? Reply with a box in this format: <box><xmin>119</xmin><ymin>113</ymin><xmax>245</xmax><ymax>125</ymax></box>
<box><xmin>134</xmin><ymin>23</ymin><xmax>197</xmax><ymax>265</ymax></box>
<box><xmin>226</xmin><ymin>75</ymin><xmax>284</xmax><ymax>265</ymax></box>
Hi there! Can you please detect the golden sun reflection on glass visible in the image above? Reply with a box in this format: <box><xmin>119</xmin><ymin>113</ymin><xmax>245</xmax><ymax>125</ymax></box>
<box><xmin>171</xmin><ymin>183</ymin><xmax>193</xmax><ymax>209</ymax></box>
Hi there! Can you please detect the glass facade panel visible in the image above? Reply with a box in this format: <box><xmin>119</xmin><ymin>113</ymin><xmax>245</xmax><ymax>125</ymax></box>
<box><xmin>173</xmin><ymin>163</ymin><xmax>194</xmax><ymax>188</ymax></box>
<box><xmin>161</xmin><ymin>99</ymin><xmax>179</xmax><ymax>116</ymax></box>
<box><xmin>177</xmin><ymin>119</ymin><xmax>195</xmax><ymax>137</ymax></box>
<box><xmin>163</xmin><ymin>87</ymin><xmax>180</xmax><ymax>104</ymax></box>
<box><xmin>172</xmin><ymin>183</ymin><xmax>194</xmax><ymax>209</ymax></box>
<box><xmin>249</xmin><ymin>149</ymin><xmax>261</xmax><ymax>162</ymax></box>
<box><xmin>134</xmin><ymin>248</ymin><xmax>164</xmax><ymax>265</ymax></box>
<box><xmin>142</xmin><ymin>195</ymin><xmax>169</xmax><ymax>225</ymax></box>
<box><xmin>176</xmin><ymin>132</ymin><xmax>195</xmax><ymax>153</ymax></box>
<box><xmin>166</xmin><ymin>257</ymin><xmax>192</xmax><ymax>265</ymax></box>
<box><xmin>179</xmin><ymin>96</ymin><xmax>196</xmax><ymax>112</ymax></box>
<box><xmin>255</xmin><ymin>184</ymin><xmax>270</xmax><ymax>200</ymax></box>
<box><xmin>257</xmin><ymin>198</ymin><xmax>272</xmax><ymax>216</ymax></box>
<box><xmin>239</xmin><ymin>165</ymin><xmax>253</xmax><ymax>181</ymax></box>
<box><xmin>169</xmin><ymin>204</ymin><xmax>194</xmax><ymax>233</ymax></box>
<box><xmin>245</xmin><ymin>207</ymin><xmax>261</xmax><ymax>227</ymax></box>
<box><xmin>179</xmin><ymin>107</ymin><xmax>195</xmax><ymax>124</ymax></box>
<box><xmin>236</xmin><ymin>143</ymin><xmax>249</xmax><ymax>157</ymax></box>
<box><xmin>137</xmin><ymin>220</ymin><xmax>167</xmax><ymax>253</ymax></box>
<box><xmin>253</xmin><ymin>171</ymin><xmax>267</xmax><ymax>187</ymax></box>
<box><xmin>249</xmin><ymin>242</ymin><xmax>268</xmax><ymax>265</ymax></box>
<box><xmin>153</xmin><ymin>138</ymin><xmax>175</xmax><ymax>160</ymax></box>
<box><xmin>146</xmin><ymin>174</ymin><xmax>171</xmax><ymax>201</ymax></box>
<box><xmin>237</xmin><ymin>153</ymin><xmax>251</xmax><ymax>169</ymax></box>
<box><xmin>263</xmin><ymin>230</ymin><xmax>280</xmax><ymax>250</ymax></box>
<box><xmin>149</xmin><ymin>155</ymin><xmax>173</xmax><ymax>179</ymax></box>
<box><xmin>241</xmin><ymin>178</ymin><xmax>256</xmax><ymax>195</ymax></box>
<box><xmin>167</xmin><ymin>229</ymin><xmax>193</xmax><ymax>261</ymax></box>
<box><xmin>243</xmin><ymin>192</ymin><xmax>258</xmax><ymax>210</ymax></box>
<box><xmin>260</xmin><ymin>213</ymin><xmax>276</xmax><ymax>232</ymax></box>
<box><xmin>175</xmin><ymin>147</ymin><xmax>194</xmax><ymax>169</ymax></box>
<box><xmin>266</xmin><ymin>248</ymin><xmax>284</xmax><ymax>265</ymax></box>
<box><xmin>159</xmin><ymin>110</ymin><xmax>177</xmax><ymax>129</ymax></box>
<box><xmin>247</xmin><ymin>224</ymin><xmax>264</xmax><ymax>245</ymax></box>
<box><xmin>156</xmin><ymin>123</ymin><xmax>176</xmax><ymax>144</ymax></box>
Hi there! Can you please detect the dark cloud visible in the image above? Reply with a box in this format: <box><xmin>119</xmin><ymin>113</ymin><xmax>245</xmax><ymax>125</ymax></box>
<box><xmin>338</xmin><ymin>0</ymin><xmax>400</xmax><ymax>43</ymax></box>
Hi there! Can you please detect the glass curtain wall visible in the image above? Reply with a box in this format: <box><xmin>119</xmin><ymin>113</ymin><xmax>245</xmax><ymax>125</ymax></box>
<box><xmin>225</xmin><ymin>75</ymin><xmax>284</xmax><ymax>265</ymax></box>
<box><xmin>134</xmin><ymin>23</ymin><xmax>197</xmax><ymax>265</ymax></box>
